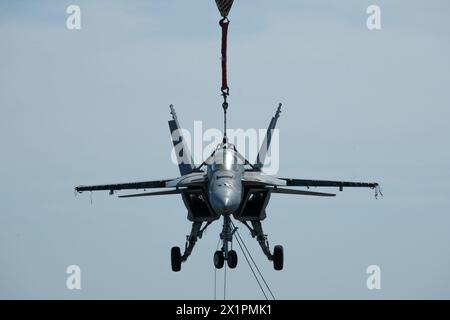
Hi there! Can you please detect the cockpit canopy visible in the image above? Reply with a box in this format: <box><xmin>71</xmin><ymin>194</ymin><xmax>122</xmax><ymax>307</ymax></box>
<box><xmin>206</xmin><ymin>142</ymin><xmax>244</xmax><ymax>172</ymax></box>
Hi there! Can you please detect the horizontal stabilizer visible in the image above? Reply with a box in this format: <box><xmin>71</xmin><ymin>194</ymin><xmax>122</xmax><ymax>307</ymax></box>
<box><xmin>271</xmin><ymin>187</ymin><xmax>335</xmax><ymax>197</ymax></box>
<box><xmin>119</xmin><ymin>189</ymin><xmax>182</xmax><ymax>198</ymax></box>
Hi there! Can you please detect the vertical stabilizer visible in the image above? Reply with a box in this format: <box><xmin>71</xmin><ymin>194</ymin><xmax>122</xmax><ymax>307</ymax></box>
<box><xmin>168</xmin><ymin>105</ymin><xmax>195</xmax><ymax>176</ymax></box>
<box><xmin>255</xmin><ymin>103</ymin><xmax>282</xmax><ymax>169</ymax></box>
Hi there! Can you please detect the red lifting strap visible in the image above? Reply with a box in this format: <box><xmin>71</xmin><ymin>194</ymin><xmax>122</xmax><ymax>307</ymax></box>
<box><xmin>220</xmin><ymin>18</ymin><xmax>230</xmax><ymax>96</ymax></box>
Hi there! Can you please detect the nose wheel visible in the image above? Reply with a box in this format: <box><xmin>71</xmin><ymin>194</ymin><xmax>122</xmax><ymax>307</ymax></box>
<box><xmin>227</xmin><ymin>250</ymin><xmax>238</xmax><ymax>268</ymax></box>
<box><xmin>214</xmin><ymin>215</ymin><xmax>238</xmax><ymax>269</ymax></box>
<box><xmin>214</xmin><ymin>250</ymin><xmax>224</xmax><ymax>269</ymax></box>
<box><xmin>213</xmin><ymin>249</ymin><xmax>238</xmax><ymax>269</ymax></box>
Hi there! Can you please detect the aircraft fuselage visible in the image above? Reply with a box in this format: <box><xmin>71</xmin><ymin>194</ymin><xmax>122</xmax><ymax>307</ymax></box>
<box><xmin>207</xmin><ymin>144</ymin><xmax>243</xmax><ymax>216</ymax></box>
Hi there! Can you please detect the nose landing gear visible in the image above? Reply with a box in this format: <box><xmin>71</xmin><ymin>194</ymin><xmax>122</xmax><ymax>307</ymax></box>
<box><xmin>213</xmin><ymin>250</ymin><xmax>224</xmax><ymax>269</ymax></box>
<box><xmin>214</xmin><ymin>249</ymin><xmax>238</xmax><ymax>269</ymax></box>
<box><xmin>227</xmin><ymin>250</ymin><xmax>238</xmax><ymax>268</ymax></box>
<box><xmin>214</xmin><ymin>215</ymin><xmax>238</xmax><ymax>269</ymax></box>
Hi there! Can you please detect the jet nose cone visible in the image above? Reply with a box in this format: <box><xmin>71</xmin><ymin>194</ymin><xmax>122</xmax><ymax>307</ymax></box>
<box><xmin>211</xmin><ymin>190</ymin><xmax>240</xmax><ymax>215</ymax></box>
<box><xmin>221</xmin><ymin>197</ymin><xmax>233</xmax><ymax>213</ymax></box>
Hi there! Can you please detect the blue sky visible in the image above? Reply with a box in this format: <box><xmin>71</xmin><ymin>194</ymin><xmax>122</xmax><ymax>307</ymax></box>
<box><xmin>1</xmin><ymin>0</ymin><xmax>450</xmax><ymax>299</ymax></box>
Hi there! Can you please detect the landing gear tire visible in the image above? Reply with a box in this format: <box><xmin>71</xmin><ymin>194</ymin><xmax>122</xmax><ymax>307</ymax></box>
<box><xmin>171</xmin><ymin>246</ymin><xmax>182</xmax><ymax>272</ymax></box>
<box><xmin>214</xmin><ymin>250</ymin><xmax>224</xmax><ymax>269</ymax></box>
<box><xmin>227</xmin><ymin>250</ymin><xmax>238</xmax><ymax>269</ymax></box>
<box><xmin>273</xmin><ymin>245</ymin><xmax>284</xmax><ymax>271</ymax></box>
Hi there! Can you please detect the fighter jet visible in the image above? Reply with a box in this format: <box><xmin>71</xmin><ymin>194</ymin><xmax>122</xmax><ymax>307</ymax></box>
<box><xmin>75</xmin><ymin>104</ymin><xmax>380</xmax><ymax>271</ymax></box>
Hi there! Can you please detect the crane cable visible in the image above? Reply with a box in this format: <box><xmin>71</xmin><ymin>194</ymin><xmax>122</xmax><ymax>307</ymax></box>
<box><xmin>213</xmin><ymin>238</ymin><xmax>220</xmax><ymax>299</ymax></box>
<box><xmin>212</xmin><ymin>237</ymin><xmax>230</xmax><ymax>300</ymax></box>
<box><xmin>233</xmin><ymin>228</ymin><xmax>269</xmax><ymax>300</ymax></box>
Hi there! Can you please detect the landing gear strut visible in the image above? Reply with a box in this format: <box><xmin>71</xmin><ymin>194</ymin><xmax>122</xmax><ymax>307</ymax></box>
<box><xmin>171</xmin><ymin>218</ymin><xmax>283</xmax><ymax>271</ymax></box>
<box><xmin>214</xmin><ymin>215</ymin><xmax>238</xmax><ymax>269</ymax></box>
<box><xmin>171</xmin><ymin>221</ymin><xmax>211</xmax><ymax>272</ymax></box>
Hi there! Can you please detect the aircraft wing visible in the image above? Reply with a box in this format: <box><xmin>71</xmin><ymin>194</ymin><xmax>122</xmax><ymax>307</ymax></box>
<box><xmin>75</xmin><ymin>179</ymin><xmax>171</xmax><ymax>193</ymax></box>
<box><xmin>280</xmin><ymin>178</ymin><xmax>379</xmax><ymax>191</ymax></box>
<box><xmin>271</xmin><ymin>187</ymin><xmax>336</xmax><ymax>197</ymax></box>
<box><xmin>75</xmin><ymin>172</ymin><xmax>207</xmax><ymax>194</ymax></box>
<box><xmin>242</xmin><ymin>173</ymin><xmax>380</xmax><ymax>196</ymax></box>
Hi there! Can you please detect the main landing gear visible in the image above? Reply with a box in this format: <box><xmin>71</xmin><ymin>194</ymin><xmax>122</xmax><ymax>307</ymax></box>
<box><xmin>241</xmin><ymin>220</ymin><xmax>284</xmax><ymax>271</ymax></box>
<box><xmin>171</xmin><ymin>217</ymin><xmax>283</xmax><ymax>271</ymax></box>
<box><xmin>171</xmin><ymin>221</ymin><xmax>211</xmax><ymax>272</ymax></box>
